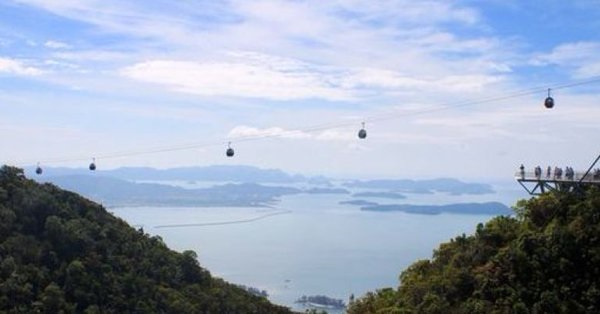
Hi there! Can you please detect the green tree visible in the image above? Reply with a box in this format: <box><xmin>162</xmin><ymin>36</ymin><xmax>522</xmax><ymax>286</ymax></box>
<box><xmin>349</xmin><ymin>187</ymin><xmax>600</xmax><ymax>314</ymax></box>
<box><xmin>0</xmin><ymin>166</ymin><xmax>292</xmax><ymax>313</ymax></box>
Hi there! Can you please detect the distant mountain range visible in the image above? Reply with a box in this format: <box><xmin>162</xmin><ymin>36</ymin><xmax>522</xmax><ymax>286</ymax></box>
<box><xmin>28</xmin><ymin>165</ymin><xmax>501</xmax><ymax>212</ymax></box>
<box><xmin>36</xmin><ymin>175</ymin><xmax>345</xmax><ymax>207</ymax></box>
<box><xmin>25</xmin><ymin>166</ymin><xmax>495</xmax><ymax>196</ymax></box>
<box><xmin>26</xmin><ymin>165</ymin><xmax>331</xmax><ymax>185</ymax></box>
<box><xmin>352</xmin><ymin>191</ymin><xmax>407</xmax><ymax>199</ymax></box>
<box><xmin>344</xmin><ymin>178</ymin><xmax>494</xmax><ymax>195</ymax></box>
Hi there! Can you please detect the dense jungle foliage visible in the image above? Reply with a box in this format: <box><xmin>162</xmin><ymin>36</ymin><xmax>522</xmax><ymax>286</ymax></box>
<box><xmin>348</xmin><ymin>186</ymin><xmax>600</xmax><ymax>313</ymax></box>
<box><xmin>0</xmin><ymin>166</ymin><xmax>292</xmax><ymax>313</ymax></box>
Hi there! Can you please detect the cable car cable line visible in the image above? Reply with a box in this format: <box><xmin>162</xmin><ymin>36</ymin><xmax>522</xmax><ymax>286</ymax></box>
<box><xmin>15</xmin><ymin>75</ymin><xmax>600</xmax><ymax>168</ymax></box>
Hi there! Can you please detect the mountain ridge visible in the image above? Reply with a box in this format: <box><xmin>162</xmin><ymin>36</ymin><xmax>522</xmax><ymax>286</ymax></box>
<box><xmin>0</xmin><ymin>166</ymin><xmax>293</xmax><ymax>313</ymax></box>
<box><xmin>26</xmin><ymin>165</ymin><xmax>320</xmax><ymax>184</ymax></box>
<box><xmin>37</xmin><ymin>175</ymin><xmax>304</xmax><ymax>207</ymax></box>
<box><xmin>348</xmin><ymin>187</ymin><xmax>600</xmax><ymax>313</ymax></box>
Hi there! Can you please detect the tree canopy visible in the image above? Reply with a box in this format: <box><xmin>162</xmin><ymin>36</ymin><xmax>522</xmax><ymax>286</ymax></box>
<box><xmin>0</xmin><ymin>166</ymin><xmax>292</xmax><ymax>313</ymax></box>
<box><xmin>348</xmin><ymin>187</ymin><xmax>600</xmax><ymax>314</ymax></box>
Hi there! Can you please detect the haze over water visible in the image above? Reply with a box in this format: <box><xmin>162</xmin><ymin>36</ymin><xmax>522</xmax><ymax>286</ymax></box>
<box><xmin>112</xmin><ymin>182</ymin><xmax>528</xmax><ymax>312</ymax></box>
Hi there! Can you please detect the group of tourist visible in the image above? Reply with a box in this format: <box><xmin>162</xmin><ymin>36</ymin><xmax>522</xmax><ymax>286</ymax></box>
<box><xmin>519</xmin><ymin>164</ymin><xmax>579</xmax><ymax>180</ymax></box>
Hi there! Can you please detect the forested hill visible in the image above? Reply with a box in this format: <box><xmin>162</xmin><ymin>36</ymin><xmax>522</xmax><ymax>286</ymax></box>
<box><xmin>0</xmin><ymin>166</ymin><xmax>292</xmax><ymax>313</ymax></box>
<box><xmin>348</xmin><ymin>187</ymin><xmax>600</xmax><ymax>313</ymax></box>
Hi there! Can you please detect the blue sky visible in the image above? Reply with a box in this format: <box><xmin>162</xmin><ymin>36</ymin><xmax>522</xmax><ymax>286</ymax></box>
<box><xmin>1</xmin><ymin>0</ymin><xmax>599</xmax><ymax>179</ymax></box>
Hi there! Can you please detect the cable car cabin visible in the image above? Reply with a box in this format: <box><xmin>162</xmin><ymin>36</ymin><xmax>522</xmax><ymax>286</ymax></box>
<box><xmin>225</xmin><ymin>142</ymin><xmax>235</xmax><ymax>157</ymax></box>
<box><xmin>544</xmin><ymin>96</ymin><xmax>554</xmax><ymax>109</ymax></box>
<box><xmin>35</xmin><ymin>166</ymin><xmax>43</xmax><ymax>175</ymax></box>
<box><xmin>358</xmin><ymin>128</ymin><xmax>367</xmax><ymax>139</ymax></box>
<box><xmin>358</xmin><ymin>122</ymin><xmax>367</xmax><ymax>139</ymax></box>
<box><xmin>88</xmin><ymin>158</ymin><xmax>97</xmax><ymax>171</ymax></box>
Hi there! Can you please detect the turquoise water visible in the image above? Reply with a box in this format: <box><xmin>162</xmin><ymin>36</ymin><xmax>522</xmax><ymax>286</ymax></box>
<box><xmin>112</xmin><ymin>184</ymin><xmax>528</xmax><ymax>312</ymax></box>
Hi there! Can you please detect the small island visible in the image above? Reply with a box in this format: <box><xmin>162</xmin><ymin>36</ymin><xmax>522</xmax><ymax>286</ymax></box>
<box><xmin>295</xmin><ymin>295</ymin><xmax>345</xmax><ymax>310</ymax></box>
<box><xmin>361</xmin><ymin>201</ymin><xmax>511</xmax><ymax>215</ymax></box>
<box><xmin>339</xmin><ymin>199</ymin><xmax>379</xmax><ymax>206</ymax></box>
<box><xmin>343</xmin><ymin>178</ymin><xmax>495</xmax><ymax>195</ymax></box>
<box><xmin>352</xmin><ymin>191</ymin><xmax>406</xmax><ymax>199</ymax></box>
<box><xmin>37</xmin><ymin>175</ymin><xmax>303</xmax><ymax>207</ymax></box>
<box><xmin>304</xmin><ymin>187</ymin><xmax>350</xmax><ymax>194</ymax></box>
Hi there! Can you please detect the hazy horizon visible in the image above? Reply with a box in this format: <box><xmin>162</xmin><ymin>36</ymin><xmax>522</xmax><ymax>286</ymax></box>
<box><xmin>18</xmin><ymin>163</ymin><xmax>528</xmax><ymax>183</ymax></box>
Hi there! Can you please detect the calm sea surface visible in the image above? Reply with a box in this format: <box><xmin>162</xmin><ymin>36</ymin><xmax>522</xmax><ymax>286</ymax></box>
<box><xmin>111</xmin><ymin>182</ymin><xmax>528</xmax><ymax>312</ymax></box>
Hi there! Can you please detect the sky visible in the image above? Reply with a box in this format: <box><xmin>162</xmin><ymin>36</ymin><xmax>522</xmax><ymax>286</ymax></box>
<box><xmin>1</xmin><ymin>0</ymin><xmax>600</xmax><ymax>180</ymax></box>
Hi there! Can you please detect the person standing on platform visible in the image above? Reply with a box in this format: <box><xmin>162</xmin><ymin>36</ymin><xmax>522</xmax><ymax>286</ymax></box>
<box><xmin>520</xmin><ymin>164</ymin><xmax>525</xmax><ymax>179</ymax></box>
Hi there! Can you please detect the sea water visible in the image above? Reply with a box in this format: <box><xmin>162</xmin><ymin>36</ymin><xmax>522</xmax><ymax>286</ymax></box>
<box><xmin>111</xmin><ymin>183</ymin><xmax>529</xmax><ymax>312</ymax></box>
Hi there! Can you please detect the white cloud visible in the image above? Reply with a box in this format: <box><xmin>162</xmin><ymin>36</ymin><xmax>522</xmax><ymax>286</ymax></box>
<box><xmin>44</xmin><ymin>59</ymin><xmax>80</xmax><ymax>69</ymax></box>
<box><xmin>342</xmin><ymin>68</ymin><xmax>503</xmax><ymax>92</ymax></box>
<box><xmin>53</xmin><ymin>50</ymin><xmax>131</xmax><ymax>62</ymax></box>
<box><xmin>44</xmin><ymin>40</ymin><xmax>71</xmax><ymax>49</ymax></box>
<box><xmin>13</xmin><ymin>0</ymin><xmax>479</xmax><ymax>37</ymax></box>
<box><xmin>13</xmin><ymin>0</ymin><xmax>512</xmax><ymax>99</ymax></box>
<box><xmin>120</xmin><ymin>54</ymin><xmax>354</xmax><ymax>101</ymax></box>
<box><xmin>11</xmin><ymin>1</ymin><xmax>502</xmax><ymax>66</ymax></box>
<box><xmin>228</xmin><ymin>126</ymin><xmax>311</xmax><ymax>140</ymax></box>
<box><xmin>532</xmin><ymin>41</ymin><xmax>600</xmax><ymax>78</ymax></box>
<box><xmin>120</xmin><ymin>52</ymin><xmax>504</xmax><ymax>100</ymax></box>
<box><xmin>314</xmin><ymin>129</ymin><xmax>355</xmax><ymax>141</ymax></box>
<box><xmin>533</xmin><ymin>42</ymin><xmax>600</xmax><ymax>64</ymax></box>
<box><xmin>228</xmin><ymin>125</ymin><xmax>357</xmax><ymax>142</ymax></box>
<box><xmin>0</xmin><ymin>57</ymin><xmax>43</xmax><ymax>76</ymax></box>
<box><xmin>412</xmin><ymin>94</ymin><xmax>600</xmax><ymax>143</ymax></box>
<box><xmin>306</xmin><ymin>0</ymin><xmax>480</xmax><ymax>26</ymax></box>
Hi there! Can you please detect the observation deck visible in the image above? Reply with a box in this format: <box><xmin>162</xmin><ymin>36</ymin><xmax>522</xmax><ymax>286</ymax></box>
<box><xmin>515</xmin><ymin>170</ymin><xmax>600</xmax><ymax>195</ymax></box>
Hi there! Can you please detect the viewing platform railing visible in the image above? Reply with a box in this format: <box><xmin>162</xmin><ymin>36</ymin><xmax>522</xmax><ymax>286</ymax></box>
<box><xmin>514</xmin><ymin>171</ymin><xmax>600</xmax><ymax>183</ymax></box>
<box><xmin>515</xmin><ymin>168</ymin><xmax>600</xmax><ymax>195</ymax></box>
<box><xmin>515</xmin><ymin>155</ymin><xmax>600</xmax><ymax>195</ymax></box>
